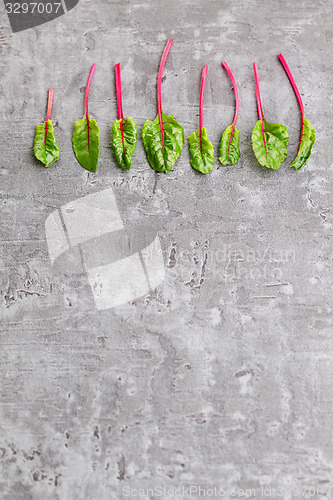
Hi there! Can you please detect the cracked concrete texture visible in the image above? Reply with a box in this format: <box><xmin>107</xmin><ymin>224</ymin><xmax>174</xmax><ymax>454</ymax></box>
<box><xmin>0</xmin><ymin>0</ymin><xmax>333</xmax><ymax>498</ymax></box>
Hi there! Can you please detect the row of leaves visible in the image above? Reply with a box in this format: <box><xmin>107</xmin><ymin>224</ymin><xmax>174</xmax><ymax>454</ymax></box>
<box><xmin>34</xmin><ymin>41</ymin><xmax>316</xmax><ymax>174</ymax></box>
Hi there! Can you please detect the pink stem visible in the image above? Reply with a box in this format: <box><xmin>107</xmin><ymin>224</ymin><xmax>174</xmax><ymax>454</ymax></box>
<box><xmin>115</xmin><ymin>63</ymin><xmax>125</xmax><ymax>153</ymax></box>
<box><xmin>114</xmin><ymin>63</ymin><xmax>124</xmax><ymax>120</ymax></box>
<box><xmin>44</xmin><ymin>88</ymin><xmax>53</xmax><ymax>152</ymax></box>
<box><xmin>278</xmin><ymin>53</ymin><xmax>304</xmax><ymax>154</ymax></box>
<box><xmin>46</xmin><ymin>88</ymin><xmax>53</xmax><ymax>122</ymax></box>
<box><xmin>253</xmin><ymin>63</ymin><xmax>267</xmax><ymax>157</ymax></box>
<box><xmin>253</xmin><ymin>63</ymin><xmax>264</xmax><ymax>121</ymax></box>
<box><xmin>221</xmin><ymin>61</ymin><xmax>239</xmax><ymax>156</ymax></box>
<box><xmin>221</xmin><ymin>61</ymin><xmax>239</xmax><ymax>127</ymax></box>
<box><xmin>157</xmin><ymin>39</ymin><xmax>173</xmax><ymax>155</ymax></box>
<box><xmin>84</xmin><ymin>64</ymin><xmax>96</xmax><ymax>159</ymax></box>
<box><xmin>199</xmin><ymin>64</ymin><xmax>208</xmax><ymax>156</ymax></box>
<box><xmin>85</xmin><ymin>63</ymin><xmax>96</xmax><ymax>118</ymax></box>
<box><xmin>278</xmin><ymin>54</ymin><xmax>304</xmax><ymax>117</ymax></box>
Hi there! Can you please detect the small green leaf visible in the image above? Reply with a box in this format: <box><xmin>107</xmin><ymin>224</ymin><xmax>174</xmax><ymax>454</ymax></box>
<box><xmin>188</xmin><ymin>127</ymin><xmax>214</xmax><ymax>174</ymax></box>
<box><xmin>72</xmin><ymin>113</ymin><xmax>100</xmax><ymax>172</ymax></box>
<box><xmin>290</xmin><ymin>117</ymin><xmax>316</xmax><ymax>170</ymax></box>
<box><xmin>252</xmin><ymin>119</ymin><xmax>289</xmax><ymax>169</ymax></box>
<box><xmin>218</xmin><ymin>125</ymin><xmax>240</xmax><ymax>166</ymax></box>
<box><xmin>142</xmin><ymin>112</ymin><xmax>184</xmax><ymax>173</ymax></box>
<box><xmin>33</xmin><ymin>119</ymin><xmax>60</xmax><ymax>167</ymax></box>
<box><xmin>112</xmin><ymin>117</ymin><xmax>137</xmax><ymax>170</ymax></box>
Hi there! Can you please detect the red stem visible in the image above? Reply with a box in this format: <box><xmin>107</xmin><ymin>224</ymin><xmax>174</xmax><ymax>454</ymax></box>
<box><xmin>85</xmin><ymin>63</ymin><xmax>96</xmax><ymax>118</ymax></box>
<box><xmin>157</xmin><ymin>39</ymin><xmax>173</xmax><ymax>155</ymax></box>
<box><xmin>253</xmin><ymin>62</ymin><xmax>267</xmax><ymax>157</ymax></box>
<box><xmin>199</xmin><ymin>64</ymin><xmax>208</xmax><ymax>156</ymax></box>
<box><xmin>84</xmin><ymin>64</ymin><xmax>96</xmax><ymax>159</ymax></box>
<box><xmin>253</xmin><ymin>63</ymin><xmax>264</xmax><ymax>121</ymax></box>
<box><xmin>221</xmin><ymin>61</ymin><xmax>239</xmax><ymax>156</ymax></box>
<box><xmin>44</xmin><ymin>88</ymin><xmax>53</xmax><ymax>152</ymax></box>
<box><xmin>278</xmin><ymin>54</ymin><xmax>304</xmax><ymax>117</ymax></box>
<box><xmin>221</xmin><ymin>61</ymin><xmax>239</xmax><ymax>127</ymax></box>
<box><xmin>114</xmin><ymin>63</ymin><xmax>124</xmax><ymax>120</ymax></box>
<box><xmin>115</xmin><ymin>63</ymin><xmax>125</xmax><ymax>153</ymax></box>
<box><xmin>278</xmin><ymin>53</ymin><xmax>304</xmax><ymax>154</ymax></box>
<box><xmin>46</xmin><ymin>88</ymin><xmax>53</xmax><ymax>122</ymax></box>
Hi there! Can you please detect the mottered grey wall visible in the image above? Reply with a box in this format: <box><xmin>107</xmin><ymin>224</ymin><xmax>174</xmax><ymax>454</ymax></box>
<box><xmin>0</xmin><ymin>0</ymin><xmax>332</xmax><ymax>498</ymax></box>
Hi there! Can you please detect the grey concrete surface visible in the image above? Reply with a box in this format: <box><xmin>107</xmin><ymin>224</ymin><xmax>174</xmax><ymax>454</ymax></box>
<box><xmin>1</xmin><ymin>0</ymin><xmax>333</xmax><ymax>498</ymax></box>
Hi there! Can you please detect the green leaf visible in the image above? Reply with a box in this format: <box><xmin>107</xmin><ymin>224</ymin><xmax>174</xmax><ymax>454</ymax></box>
<box><xmin>33</xmin><ymin>119</ymin><xmax>60</xmax><ymax>167</ymax></box>
<box><xmin>218</xmin><ymin>125</ymin><xmax>240</xmax><ymax>166</ymax></box>
<box><xmin>112</xmin><ymin>117</ymin><xmax>137</xmax><ymax>170</ymax></box>
<box><xmin>252</xmin><ymin>119</ymin><xmax>289</xmax><ymax>169</ymax></box>
<box><xmin>142</xmin><ymin>112</ymin><xmax>184</xmax><ymax>173</ymax></box>
<box><xmin>72</xmin><ymin>113</ymin><xmax>100</xmax><ymax>172</ymax></box>
<box><xmin>188</xmin><ymin>127</ymin><xmax>214</xmax><ymax>174</ymax></box>
<box><xmin>290</xmin><ymin>117</ymin><xmax>316</xmax><ymax>170</ymax></box>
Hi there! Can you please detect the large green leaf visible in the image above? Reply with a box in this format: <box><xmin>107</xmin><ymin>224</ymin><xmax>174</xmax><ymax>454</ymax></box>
<box><xmin>142</xmin><ymin>112</ymin><xmax>184</xmax><ymax>173</ymax></box>
<box><xmin>72</xmin><ymin>113</ymin><xmax>100</xmax><ymax>172</ymax></box>
<box><xmin>290</xmin><ymin>117</ymin><xmax>316</xmax><ymax>170</ymax></box>
<box><xmin>252</xmin><ymin>119</ymin><xmax>289</xmax><ymax>169</ymax></box>
<box><xmin>33</xmin><ymin>119</ymin><xmax>60</xmax><ymax>167</ymax></box>
<box><xmin>218</xmin><ymin>125</ymin><xmax>240</xmax><ymax>166</ymax></box>
<box><xmin>112</xmin><ymin>117</ymin><xmax>137</xmax><ymax>170</ymax></box>
<box><xmin>188</xmin><ymin>127</ymin><xmax>214</xmax><ymax>174</ymax></box>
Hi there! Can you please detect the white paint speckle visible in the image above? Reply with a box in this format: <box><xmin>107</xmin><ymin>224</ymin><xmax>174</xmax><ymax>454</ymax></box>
<box><xmin>280</xmin><ymin>283</ymin><xmax>294</xmax><ymax>296</ymax></box>
<box><xmin>209</xmin><ymin>307</ymin><xmax>221</xmax><ymax>326</ymax></box>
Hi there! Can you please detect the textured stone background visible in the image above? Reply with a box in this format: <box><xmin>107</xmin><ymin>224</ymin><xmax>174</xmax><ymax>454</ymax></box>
<box><xmin>1</xmin><ymin>0</ymin><xmax>333</xmax><ymax>498</ymax></box>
